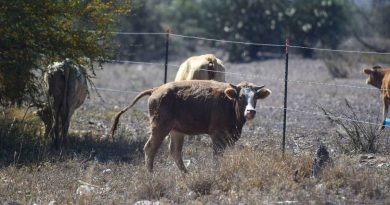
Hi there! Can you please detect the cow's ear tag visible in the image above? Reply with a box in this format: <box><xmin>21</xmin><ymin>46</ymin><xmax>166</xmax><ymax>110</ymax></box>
<box><xmin>224</xmin><ymin>88</ymin><xmax>237</xmax><ymax>100</ymax></box>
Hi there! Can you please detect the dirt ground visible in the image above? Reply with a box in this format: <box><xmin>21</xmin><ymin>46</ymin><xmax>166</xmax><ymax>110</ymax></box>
<box><xmin>1</xmin><ymin>54</ymin><xmax>390</xmax><ymax>204</ymax></box>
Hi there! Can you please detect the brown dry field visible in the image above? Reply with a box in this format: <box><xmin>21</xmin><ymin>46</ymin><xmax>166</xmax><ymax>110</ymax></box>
<box><xmin>1</xmin><ymin>55</ymin><xmax>390</xmax><ymax>204</ymax></box>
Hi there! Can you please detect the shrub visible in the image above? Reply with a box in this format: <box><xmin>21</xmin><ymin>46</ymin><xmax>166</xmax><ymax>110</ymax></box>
<box><xmin>320</xmin><ymin>100</ymin><xmax>383</xmax><ymax>153</ymax></box>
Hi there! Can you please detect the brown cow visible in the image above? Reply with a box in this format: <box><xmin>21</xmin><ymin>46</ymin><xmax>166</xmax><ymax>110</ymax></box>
<box><xmin>363</xmin><ymin>65</ymin><xmax>390</xmax><ymax>129</ymax></box>
<box><xmin>175</xmin><ymin>54</ymin><xmax>226</xmax><ymax>142</ymax></box>
<box><xmin>38</xmin><ymin>60</ymin><xmax>88</xmax><ymax>148</ymax></box>
<box><xmin>110</xmin><ymin>80</ymin><xmax>271</xmax><ymax>172</ymax></box>
<box><xmin>175</xmin><ymin>54</ymin><xmax>225</xmax><ymax>82</ymax></box>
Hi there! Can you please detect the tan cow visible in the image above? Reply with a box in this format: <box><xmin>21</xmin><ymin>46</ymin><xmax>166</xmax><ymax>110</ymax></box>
<box><xmin>110</xmin><ymin>80</ymin><xmax>271</xmax><ymax>172</ymax></box>
<box><xmin>363</xmin><ymin>65</ymin><xmax>390</xmax><ymax>129</ymax></box>
<box><xmin>38</xmin><ymin>60</ymin><xmax>88</xmax><ymax>148</ymax></box>
<box><xmin>175</xmin><ymin>54</ymin><xmax>225</xmax><ymax>82</ymax></box>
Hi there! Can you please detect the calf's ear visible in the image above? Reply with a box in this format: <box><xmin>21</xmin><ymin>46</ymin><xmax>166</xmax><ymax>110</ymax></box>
<box><xmin>363</xmin><ymin>68</ymin><xmax>373</xmax><ymax>75</ymax></box>
<box><xmin>224</xmin><ymin>88</ymin><xmax>238</xmax><ymax>100</ymax></box>
<box><xmin>255</xmin><ymin>88</ymin><xmax>271</xmax><ymax>99</ymax></box>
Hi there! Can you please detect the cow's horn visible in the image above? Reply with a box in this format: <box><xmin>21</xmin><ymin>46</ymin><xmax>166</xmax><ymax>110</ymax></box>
<box><xmin>229</xmin><ymin>83</ymin><xmax>238</xmax><ymax>89</ymax></box>
<box><xmin>254</xmin><ymin>85</ymin><xmax>265</xmax><ymax>90</ymax></box>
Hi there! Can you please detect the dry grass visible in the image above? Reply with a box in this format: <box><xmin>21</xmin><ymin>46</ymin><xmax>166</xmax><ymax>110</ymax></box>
<box><xmin>1</xmin><ymin>141</ymin><xmax>389</xmax><ymax>204</ymax></box>
<box><xmin>321</xmin><ymin>100</ymin><xmax>384</xmax><ymax>153</ymax></box>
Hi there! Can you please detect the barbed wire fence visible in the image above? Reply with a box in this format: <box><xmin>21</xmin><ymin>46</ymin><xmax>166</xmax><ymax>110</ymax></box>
<box><xmin>95</xmin><ymin>31</ymin><xmax>390</xmax><ymax>152</ymax></box>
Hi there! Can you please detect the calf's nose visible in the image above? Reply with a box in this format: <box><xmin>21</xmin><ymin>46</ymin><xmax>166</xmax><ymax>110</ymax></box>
<box><xmin>245</xmin><ymin>109</ymin><xmax>256</xmax><ymax>120</ymax></box>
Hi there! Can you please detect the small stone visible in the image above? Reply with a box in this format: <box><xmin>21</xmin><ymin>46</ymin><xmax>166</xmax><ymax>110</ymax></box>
<box><xmin>76</xmin><ymin>185</ymin><xmax>95</xmax><ymax>196</ymax></box>
<box><xmin>276</xmin><ymin>201</ymin><xmax>298</xmax><ymax>204</ymax></box>
<box><xmin>134</xmin><ymin>200</ymin><xmax>160</xmax><ymax>205</ymax></box>
<box><xmin>102</xmin><ymin>169</ymin><xmax>112</xmax><ymax>174</ymax></box>
<box><xmin>315</xmin><ymin>183</ymin><xmax>323</xmax><ymax>191</ymax></box>
<box><xmin>187</xmin><ymin>191</ymin><xmax>197</xmax><ymax>200</ymax></box>
<box><xmin>97</xmin><ymin>122</ymin><xmax>104</xmax><ymax>128</ymax></box>
<box><xmin>183</xmin><ymin>160</ymin><xmax>191</xmax><ymax>168</ymax></box>
<box><xmin>100</xmin><ymin>135</ymin><xmax>109</xmax><ymax>141</ymax></box>
<box><xmin>48</xmin><ymin>200</ymin><xmax>57</xmax><ymax>205</ymax></box>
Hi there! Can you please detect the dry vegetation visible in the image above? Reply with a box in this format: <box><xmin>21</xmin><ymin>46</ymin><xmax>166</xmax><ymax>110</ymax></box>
<box><xmin>1</xmin><ymin>56</ymin><xmax>390</xmax><ymax>204</ymax></box>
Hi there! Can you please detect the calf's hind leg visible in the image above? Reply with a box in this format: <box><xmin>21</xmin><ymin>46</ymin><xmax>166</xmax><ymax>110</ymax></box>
<box><xmin>144</xmin><ymin>122</ymin><xmax>173</xmax><ymax>172</ymax></box>
<box><xmin>169</xmin><ymin>131</ymin><xmax>187</xmax><ymax>172</ymax></box>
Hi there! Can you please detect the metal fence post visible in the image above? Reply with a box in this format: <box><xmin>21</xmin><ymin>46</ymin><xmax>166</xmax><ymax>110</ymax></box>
<box><xmin>282</xmin><ymin>38</ymin><xmax>289</xmax><ymax>154</ymax></box>
<box><xmin>164</xmin><ymin>29</ymin><xmax>170</xmax><ymax>84</ymax></box>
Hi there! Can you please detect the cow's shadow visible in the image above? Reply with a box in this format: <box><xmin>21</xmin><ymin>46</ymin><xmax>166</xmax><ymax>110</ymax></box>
<box><xmin>0</xmin><ymin>133</ymin><xmax>146</xmax><ymax>168</ymax></box>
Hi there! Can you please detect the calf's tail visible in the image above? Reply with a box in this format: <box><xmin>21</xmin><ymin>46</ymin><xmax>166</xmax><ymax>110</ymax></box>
<box><xmin>109</xmin><ymin>88</ymin><xmax>154</xmax><ymax>139</ymax></box>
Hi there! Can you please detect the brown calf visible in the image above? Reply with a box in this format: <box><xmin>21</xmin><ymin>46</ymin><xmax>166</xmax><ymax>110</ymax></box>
<box><xmin>110</xmin><ymin>80</ymin><xmax>271</xmax><ymax>172</ymax></box>
<box><xmin>363</xmin><ymin>65</ymin><xmax>390</xmax><ymax>129</ymax></box>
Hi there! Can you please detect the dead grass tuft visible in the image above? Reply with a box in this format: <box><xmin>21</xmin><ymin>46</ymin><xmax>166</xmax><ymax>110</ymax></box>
<box><xmin>322</xmin><ymin>156</ymin><xmax>389</xmax><ymax>201</ymax></box>
<box><xmin>130</xmin><ymin>169</ymin><xmax>177</xmax><ymax>201</ymax></box>
<box><xmin>320</xmin><ymin>100</ymin><xmax>384</xmax><ymax>153</ymax></box>
<box><xmin>185</xmin><ymin>170</ymin><xmax>214</xmax><ymax>195</ymax></box>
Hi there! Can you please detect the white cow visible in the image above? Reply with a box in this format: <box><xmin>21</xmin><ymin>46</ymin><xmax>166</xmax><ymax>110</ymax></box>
<box><xmin>175</xmin><ymin>54</ymin><xmax>225</xmax><ymax>82</ymax></box>
<box><xmin>38</xmin><ymin>60</ymin><xmax>88</xmax><ymax>148</ymax></box>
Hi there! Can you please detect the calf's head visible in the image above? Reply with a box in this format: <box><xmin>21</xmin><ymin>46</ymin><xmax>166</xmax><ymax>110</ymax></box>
<box><xmin>224</xmin><ymin>82</ymin><xmax>271</xmax><ymax>120</ymax></box>
<box><xmin>363</xmin><ymin>66</ymin><xmax>384</xmax><ymax>89</ymax></box>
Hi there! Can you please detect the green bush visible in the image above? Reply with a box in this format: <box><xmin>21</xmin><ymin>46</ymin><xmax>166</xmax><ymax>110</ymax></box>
<box><xmin>0</xmin><ymin>0</ymin><xmax>130</xmax><ymax>106</ymax></box>
<box><xmin>157</xmin><ymin>0</ymin><xmax>352</xmax><ymax>61</ymax></box>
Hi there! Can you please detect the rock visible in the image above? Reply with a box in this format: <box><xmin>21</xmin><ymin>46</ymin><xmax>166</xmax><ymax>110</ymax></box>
<box><xmin>134</xmin><ymin>200</ymin><xmax>160</xmax><ymax>205</ymax></box>
<box><xmin>360</xmin><ymin>154</ymin><xmax>375</xmax><ymax>161</ymax></box>
<box><xmin>100</xmin><ymin>134</ymin><xmax>109</xmax><ymax>141</ymax></box>
<box><xmin>186</xmin><ymin>191</ymin><xmax>197</xmax><ymax>200</ymax></box>
<box><xmin>102</xmin><ymin>169</ymin><xmax>112</xmax><ymax>174</ymax></box>
<box><xmin>377</xmin><ymin>163</ymin><xmax>390</xmax><ymax>168</ymax></box>
<box><xmin>315</xmin><ymin>183</ymin><xmax>324</xmax><ymax>191</ymax></box>
<box><xmin>48</xmin><ymin>200</ymin><xmax>57</xmax><ymax>205</ymax></box>
<box><xmin>76</xmin><ymin>185</ymin><xmax>95</xmax><ymax>196</ymax></box>
<box><xmin>183</xmin><ymin>159</ymin><xmax>191</xmax><ymax>168</ymax></box>
<box><xmin>276</xmin><ymin>201</ymin><xmax>298</xmax><ymax>204</ymax></box>
<box><xmin>377</xmin><ymin>163</ymin><xmax>385</xmax><ymax>168</ymax></box>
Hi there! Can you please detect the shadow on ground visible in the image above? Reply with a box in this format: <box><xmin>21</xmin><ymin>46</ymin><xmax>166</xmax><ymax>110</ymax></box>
<box><xmin>0</xmin><ymin>133</ymin><xmax>146</xmax><ymax>168</ymax></box>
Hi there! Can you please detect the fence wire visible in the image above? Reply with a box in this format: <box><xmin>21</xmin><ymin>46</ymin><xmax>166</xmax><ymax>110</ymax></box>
<box><xmin>105</xmin><ymin>60</ymin><xmax>384</xmax><ymax>92</ymax></box>
<box><xmin>93</xmin><ymin>84</ymin><xmax>385</xmax><ymax>128</ymax></box>
<box><xmin>92</xmin><ymin>31</ymin><xmax>390</xmax><ymax>132</ymax></box>
<box><xmin>258</xmin><ymin>106</ymin><xmax>386</xmax><ymax>127</ymax></box>
<box><xmin>106</xmin><ymin>31</ymin><xmax>390</xmax><ymax>55</ymax></box>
